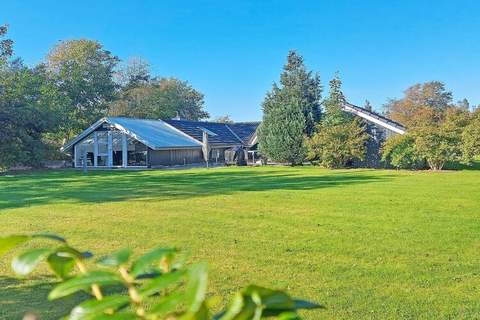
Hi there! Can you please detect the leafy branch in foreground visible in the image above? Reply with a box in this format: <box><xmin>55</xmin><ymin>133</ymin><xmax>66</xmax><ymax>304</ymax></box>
<box><xmin>0</xmin><ymin>234</ymin><xmax>323</xmax><ymax>319</ymax></box>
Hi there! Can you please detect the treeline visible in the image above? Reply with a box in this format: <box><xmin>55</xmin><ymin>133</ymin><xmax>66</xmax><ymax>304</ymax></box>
<box><xmin>0</xmin><ymin>26</ymin><xmax>209</xmax><ymax>170</ymax></box>
<box><xmin>258</xmin><ymin>51</ymin><xmax>480</xmax><ymax>170</ymax></box>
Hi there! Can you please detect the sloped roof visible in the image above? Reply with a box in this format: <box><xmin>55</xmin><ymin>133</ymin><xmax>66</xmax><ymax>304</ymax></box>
<box><xmin>227</xmin><ymin>122</ymin><xmax>261</xmax><ymax>145</ymax></box>
<box><xmin>342</xmin><ymin>102</ymin><xmax>406</xmax><ymax>134</ymax></box>
<box><xmin>62</xmin><ymin>117</ymin><xmax>202</xmax><ymax>151</ymax></box>
<box><xmin>164</xmin><ymin>120</ymin><xmax>259</xmax><ymax>146</ymax></box>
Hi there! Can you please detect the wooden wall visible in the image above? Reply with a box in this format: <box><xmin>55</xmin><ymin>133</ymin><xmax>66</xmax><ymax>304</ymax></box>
<box><xmin>149</xmin><ymin>148</ymin><xmax>203</xmax><ymax>167</ymax></box>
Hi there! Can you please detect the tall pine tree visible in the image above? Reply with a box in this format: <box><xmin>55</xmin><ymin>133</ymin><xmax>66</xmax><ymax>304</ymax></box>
<box><xmin>322</xmin><ymin>72</ymin><xmax>351</xmax><ymax>126</ymax></box>
<box><xmin>258</xmin><ymin>51</ymin><xmax>322</xmax><ymax>165</ymax></box>
<box><xmin>305</xmin><ymin>72</ymin><xmax>368</xmax><ymax>168</ymax></box>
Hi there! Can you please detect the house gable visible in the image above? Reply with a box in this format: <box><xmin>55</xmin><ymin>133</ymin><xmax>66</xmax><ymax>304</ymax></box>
<box><xmin>342</xmin><ymin>102</ymin><xmax>406</xmax><ymax>134</ymax></box>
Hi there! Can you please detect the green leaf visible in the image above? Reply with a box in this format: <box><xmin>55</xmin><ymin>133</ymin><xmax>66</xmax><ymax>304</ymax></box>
<box><xmin>184</xmin><ymin>263</ymin><xmax>208</xmax><ymax>313</ymax></box>
<box><xmin>68</xmin><ymin>295</ymin><xmax>130</xmax><ymax>320</ymax></box>
<box><xmin>131</xmin><ymin>247</ymin><xmax>176</xmax><ymax>277</ymax></box>
<box><xmin>247</xmin><ymin>286</ymin><xmax>294</xmax><ymax>310</ymax></box>
<box><xmin>215</xmin><ymin>292</ymin><xmax>257</xmax><ymax>320</ymax></box>
<box><xmin>293</xmin><ymin>299</ymin><xmax>323</xmax><ymax>310</ymax></box>
<box><xmin>213</xmin><ymin>293</ymin><xmax>243</xmax><ymax>320</ymax></box>
<box><xmin>217</xmin><ymin>286</ymin><xmax>323</xmax><ymax>320</ymax></box>
<box><xmin>55</xmin><ymin>245</ymin><xmax>92</xmax><ymax>259</ymax></box>
<box><xmin>47</xmin><ymin>252</ymin><xmax>76</xmax><ymax>279</ymax></box>
<box><xmin>139</xmin><ymin>270</ymin><xmax>186</xmax><ymax>298</ymax></box>
<box><xmin>0</xmin><ymin>235</ymin><xmax>29</xmax><ymax>256</ymax></box>
<box><xmin>96</xmin><ymin>248</ymin><xmax>131</xmax><ymax>267</ymax></box>
<box><xmin>12</xmin><ymin>248</ymin><xmax>53</xmax><ymax>275</ymax></box>
<box><xmin>33</xmin><ymin>232</ymin><xmax>66</xmax><ymax>243</ymax></box>
<box><xmin>149</xmin><ymin>291</ymin><xmax>185</xmax><ymax>315</ymax></box>
<box><xmin>49</xmin><ymin>271</ymin><xmax>124</xmax><ymax>300</ymax></box>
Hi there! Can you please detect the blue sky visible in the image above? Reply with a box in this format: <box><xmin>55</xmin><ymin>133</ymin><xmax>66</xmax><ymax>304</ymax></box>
<box><xmin>2</xmin><ymin>1</ymin><xmax>479</xmax><ymax>121</ymax></box>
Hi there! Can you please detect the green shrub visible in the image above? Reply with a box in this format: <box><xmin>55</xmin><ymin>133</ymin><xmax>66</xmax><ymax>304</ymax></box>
<box><xmin>305</xmin><ymin>119</ymin><xmax>369</xmax><ymax>168</ymax></box>
<box><xmin>461</xmin><ymin>112</ymin><xmax>480</xmax><ymax>164</ymax></box>
<box><xmin>0</xmin><ymin>233</ymin><xmax>322</xmax><ymax>319</ymax></box>
<box><xmin>381</xmin><ymin>134</ymin><xmax>423</xmax><ymax>169</ymax></box>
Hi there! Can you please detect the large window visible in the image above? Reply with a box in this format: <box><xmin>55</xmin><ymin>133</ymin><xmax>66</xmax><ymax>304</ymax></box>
<box><xmin>127</xmin><ymin>137</ymin><xmax>147</xmax><ymax>166</ymax></box>
<box><xmin>112</xmin><ymin>131</ymin><xmax>124</xmax><ymax>166</ymax></box>
<box><xmin>74</xmin><ymin>128</ymin><xmax>148</xmax><ymax>168</ymax></box>
<box><xmin>75</xmin><ymin>133</ymin><xmax>94</xmax><ymax>167</ymax></box>
<box><xmin>96</xmin><ymin>131</ymin><xmax>108</xmax><ymax>167</ymax></box>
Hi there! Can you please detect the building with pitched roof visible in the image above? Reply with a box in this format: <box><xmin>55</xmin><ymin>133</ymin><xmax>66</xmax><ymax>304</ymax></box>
<box><xmin>62</xmin><ymin>117</ymin><xmax>260</xmax><ymax>168</ymax></box>
<box><xmin>62</xmin><ymin>102</ymin><xmax>404</xmax><ymax>169</ymax></box>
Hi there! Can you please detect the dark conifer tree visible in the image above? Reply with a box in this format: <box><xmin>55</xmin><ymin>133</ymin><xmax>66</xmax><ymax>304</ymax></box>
<box><xmin>258</xmin><ymin>51</ymin><xmax>322</xmax><ymax>165</ymax></box>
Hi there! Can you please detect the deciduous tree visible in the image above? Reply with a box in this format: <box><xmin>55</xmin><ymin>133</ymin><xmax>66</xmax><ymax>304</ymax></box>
<box><xmin>381</xmin><ymin>134</ymin><xmax>422</xmax><ymax>169</ymax></box>
<box><xmin>305</xmin><ymin>119</ymin><xmax>369</xmax><ymax>168</ymax></box>
<box><xmin>115</xmin><ymin>57</ymin><xmax>151</xmax><ymax>88</ymax></box>
<box><xmin>384</xmin><ymin>81</ymin><xmax>453</xmax><ymax>127</ymax></box>
<box><xmin>0</xmin><ymin>62</ymin><xmax>66</xmax><ymax>169</ymax></box>
<box><xmin>46</xmin><ymin>39</ymin><xmax>119</xmax><ymax>139</ymax></box>
<box><xmin>411</xmin><ymin>108</ymin><xmax>469</xmax><ymax>170</ymax></box>
<box><xmin>109</xmin><ymin>78</ymin><xmax>209</xmax><ymax>120</ymax></box>
<box><xmin>461</xmin><ymin>108</ymin><xmax>480</xmax><ymax>163</ymax></box>
<box><xmin>0</xmin><ymin>24</ymin><xmax>13</xmax><ymax>64</ymax></box>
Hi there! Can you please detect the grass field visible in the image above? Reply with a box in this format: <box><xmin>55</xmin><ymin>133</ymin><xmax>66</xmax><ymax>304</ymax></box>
<box><xmin>0</xmin><ymin>166</ymin><xmax>479</xmax><ymax>319</ymax></box>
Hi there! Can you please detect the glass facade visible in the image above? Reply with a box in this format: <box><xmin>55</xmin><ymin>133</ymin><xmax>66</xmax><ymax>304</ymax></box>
<box><xmin>127</xmin><ymin>137</ymin><xmax>147</xmax><ymax>166</ymax></box>
<box><xmin>112</xmin><ymin>131</ymin><xmax>124</xmax><ymax>166</ymax></box>
<box><xmin>74</xmin><ymin>128</ymin><xmax>148</xmax><ymax>168</ymax></box>
<box><xmin>75</xmin><ymin>133</ymin><xmax>94</xmax><ymax>167</ymax></box>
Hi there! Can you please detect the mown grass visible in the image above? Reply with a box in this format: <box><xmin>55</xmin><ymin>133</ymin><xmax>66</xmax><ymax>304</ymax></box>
<box><xmin>0</xmin><ymin>166</ymin><xmax>479</xmax><ymax>319</ymax></box>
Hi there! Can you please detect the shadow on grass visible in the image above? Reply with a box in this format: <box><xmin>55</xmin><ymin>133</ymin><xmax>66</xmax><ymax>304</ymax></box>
<box><xmin>0</xmin><ymin>276</ymin><xmax>88</xmax><ymax>319</ymax></box>
<box><xmin>443</xmin><ymin>160</ymin><xmax>480</xmax><ymax>171</ymax></box>
<box><xmin>0</xmin><ymin>168</ymin><xmax>393</xmax><ymax>210</ymax></box>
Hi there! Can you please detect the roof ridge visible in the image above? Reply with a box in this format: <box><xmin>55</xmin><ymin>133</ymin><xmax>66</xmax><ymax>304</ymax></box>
<box><xmin>230</xmin><ymin>121</ymin><xmax>261</xmax><ymax>124</ymax></box>
<box><xmin>343</xmin><ymin>102</ymin><xmax>406</xmax><ymax>129</ymax></box>
<box><xmin>165</xmin><ymin>119</ymin><xmax>261</xmax><ymax>125</ymax></box>
<box><xmin>342</xmin><ymin>102</ymin><xmax>406</xmax><ymax>134</ymax></box>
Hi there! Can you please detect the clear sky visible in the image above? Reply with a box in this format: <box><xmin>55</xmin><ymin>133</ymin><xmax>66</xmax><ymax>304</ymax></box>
<box><xmin>1</xmin><ymin>0</ymin><xmax>479</xmax><ymax>121</ymax></box>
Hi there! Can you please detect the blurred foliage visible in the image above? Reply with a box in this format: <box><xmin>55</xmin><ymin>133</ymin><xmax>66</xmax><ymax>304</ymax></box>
<box><xmin>0</xmin><ymin>234</ymin><xmax>322</xmax><ymax>320</ymax></box>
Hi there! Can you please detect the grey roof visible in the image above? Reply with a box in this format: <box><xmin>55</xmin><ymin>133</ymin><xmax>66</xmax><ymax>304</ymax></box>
<box><xmin>227</xmin><ymin>122</ymin><xmax>261</xmax><ymax>145</ymax></box>
<box><xmin>62</xmin><ymin>117</ymin><xmax>202</xmax><ymax>151</ymax></box>
<box><xmin>164</xmin><ymin>119</ymin><xmax>260</xmax><ymax>146</ymax></box>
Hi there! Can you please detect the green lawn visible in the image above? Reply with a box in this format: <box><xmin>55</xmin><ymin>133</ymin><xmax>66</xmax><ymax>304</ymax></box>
<box><xmin>0</xmin><ymin>166</ymin><xmax>479</xmax><ymax>319</ymax></box>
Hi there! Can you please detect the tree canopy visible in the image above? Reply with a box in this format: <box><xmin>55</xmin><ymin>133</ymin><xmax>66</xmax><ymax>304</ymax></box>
<box><xmin>0</xmin><ymin>61</ymin><xmax>66</xmax><ymax>169</ymax></box>
<box><xmin>115</xmin><ymin>57</ymin><xmax>151</xmax><ymax>88</ymax></box>
<box><xmin>45</xmin><ymin>39</ymin><xmax>119</xmax><ymax>139</ymax></box>
<box><xmin>384</xmin><ymin>81</ymin><xmax>453</xmax><ymax>128</ymax></box>
<box><xmin>109</xmin><ymin>78</ymin><xmax>209</xmax><ymax>120</ymax></box>
<box><xmin>461</xmin><ymin>108</ymin><xmax>480</xmax><ymax>163</ymax></box>
<box><xmin>0</xmin><ymin>25</ymin><xmax>13</xmax><ymax>63</ymax></box>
